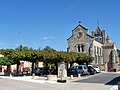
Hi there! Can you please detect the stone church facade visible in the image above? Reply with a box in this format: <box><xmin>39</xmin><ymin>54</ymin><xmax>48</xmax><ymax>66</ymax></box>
<box><xmin>67</xmin><ymin>22</ymin><xmax>119</xmax><ymax>71</ymax></box>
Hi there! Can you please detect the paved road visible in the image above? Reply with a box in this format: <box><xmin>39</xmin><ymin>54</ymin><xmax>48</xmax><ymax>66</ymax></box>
<box><xmin>0</xmin><ymin>78</ymin><xmax>111</xmax><ymax>90</ymax></box>
<box><xmin>74</xmin><ymin>72</ymin><xmax>120</xmax><ymax>85</ymax></box>
<box><xmin>0</xmin><ymin>72</ymin><xmax>118</xmax><ymax>90</ymax></box>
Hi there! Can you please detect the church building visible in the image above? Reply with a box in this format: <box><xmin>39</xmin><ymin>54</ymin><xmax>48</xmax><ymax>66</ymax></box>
<box><xmin>67</xmin><ymin>21</ymin><xmax>119</xmax><ymax>71</ymax></box>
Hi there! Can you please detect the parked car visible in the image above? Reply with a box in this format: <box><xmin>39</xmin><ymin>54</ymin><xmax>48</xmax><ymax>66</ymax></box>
<box><xmin>67</xmin><ymin>66</ymin><xmax>82</xmax><ymax>77</ymax></box>
<box><xmin>68</xmin><ymin>65</ymin><xmax>89</xmax><ymax>76</ymax></box>
<box><xmin>34</xmin><ymin>67</ymin><xmax>49</xmax><ymax>76</ymax></box>
<box><xmin>88</xmin><ymin>65</ymin><xmax>100</xmax><ymax>73</ymax></box>
<box><xmin>78</xmin><ymin>65</ymin><xmax>89</xmax><ymax>75</ymax></box>
<box><xmin>88</xmin><ymin>66</ymin><xmax>96</xmax><ymax>75</ymax></box>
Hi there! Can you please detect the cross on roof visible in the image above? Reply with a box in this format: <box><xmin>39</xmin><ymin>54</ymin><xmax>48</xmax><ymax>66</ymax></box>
<box><xmin>78</xmin><ymin>21</ymin><xmax>82</xmax><ymax>25</ymax></box>
<box><xmin>97</xmin><ymin>20</ymin><xmax>99</xmax><ymax>27</ymax></box>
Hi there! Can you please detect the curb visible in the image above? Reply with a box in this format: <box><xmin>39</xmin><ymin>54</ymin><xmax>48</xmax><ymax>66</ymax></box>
<box><xmin>0</xmin><ymin>76</ymin><xmax>58</xmax><ymax>84</ymax></box>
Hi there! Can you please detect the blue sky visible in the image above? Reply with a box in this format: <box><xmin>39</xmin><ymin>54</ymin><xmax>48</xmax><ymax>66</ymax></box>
<box><xmin>0</xmin><ymin>0</ymin><xmax>120</xmax><ymax>51</ymax></box>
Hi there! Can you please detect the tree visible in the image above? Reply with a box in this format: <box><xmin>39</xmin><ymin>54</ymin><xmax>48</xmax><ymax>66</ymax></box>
<box><xmin>0</xmin><ymin>57</ymin><xmax>13</xmax><ymax>75</ymax></box>
<box><xmin>0</xmin><ymin>46</ymin><xmax>94</xmax><ymax>76</ymax></box>
<box><xmin>24</xmin><ymin>50</ymin><xmax>44</xmax><ymax>74</ymax></box>
<box><xmin>0</xmin><ymin>57</ymin><xmax>13</xmax><ymax>66</ymax></box>
<box><xmin>76</xmin><ymin>53</ymin><xmax>94</xmax><ymax>65</ymax></box>
<box><xmin>15</xmin><ymin>45</ymin><xmax>29</xmax><ymax>51</ymax></box>
<box><xmin>43</xmin><ymin>46</ymin><xmax>56</xmax><ymax>51</ymax></box>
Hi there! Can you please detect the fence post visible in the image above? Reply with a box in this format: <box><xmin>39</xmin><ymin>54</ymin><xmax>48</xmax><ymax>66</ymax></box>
<box><xmin>78</xmin><ymin>74</ymin><xmax>81</xmax><ymax>78</ymax></box>
<box><xmin>70</xmin><ymin>75</ymin><xmax>73</xmax><ymax>79</ymax></box>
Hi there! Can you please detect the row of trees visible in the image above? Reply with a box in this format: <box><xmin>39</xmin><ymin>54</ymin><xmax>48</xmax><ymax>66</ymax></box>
<box><xmin>0</xmin><ymin>45</ymin><xmax>94</xmax><ymax>74</ymax></box>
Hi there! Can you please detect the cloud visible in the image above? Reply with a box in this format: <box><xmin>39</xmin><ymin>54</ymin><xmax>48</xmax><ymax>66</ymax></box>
<box><xmin>43</xmin><ymin>37</ymin><xmax>48</xmax><ymax>40</ymax></box>
<box><xmin>49</xmin><ymin>36</ymin><xmax>55</xmax><ymax>39</ymax></box>
<box><xmin>42</xmin><ymin>36</ymin><xmax>55</xmax><ymax>40</ymax></box>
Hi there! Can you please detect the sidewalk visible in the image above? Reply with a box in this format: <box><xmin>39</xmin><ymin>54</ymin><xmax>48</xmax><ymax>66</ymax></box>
<box><xmin>0</xmin><ymin>76</ymin><xmax>58</xmax><ymax>84</ymax></box>
<box><xmin>0</xmin><ymin>75</ymin><xmax>118</xmax><ymax>90</ymax></box>
<box><xmin>0</xmin><ymin>75</ymin><xmax>100</xmax><ymax>84</ymax></box>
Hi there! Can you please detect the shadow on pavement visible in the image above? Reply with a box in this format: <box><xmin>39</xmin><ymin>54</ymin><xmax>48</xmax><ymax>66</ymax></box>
<box><xmin>105</xmin><ymin>76</ymin><xmax>120</xmax><ymax>85</ymax></box>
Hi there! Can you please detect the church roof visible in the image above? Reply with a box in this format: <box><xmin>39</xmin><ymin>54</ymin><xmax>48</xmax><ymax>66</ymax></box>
<box><xmin>72</xmin><ymin>23</ymin><xmax>88</xmax><ymax>32</ymax></box>
<box><xmin>67</xmin><ymin>36</ymin><xmax>72</xmax><ymax>41</ymax></box>
<box><xmin>67</xmin><ymin>22</ymin><xmax>88</xmax><ymax>41</ymax></box>
<box><xmin>86</xmin><ymin>34</ymin><xmax>94</xmax><ymax>38</ymax></box>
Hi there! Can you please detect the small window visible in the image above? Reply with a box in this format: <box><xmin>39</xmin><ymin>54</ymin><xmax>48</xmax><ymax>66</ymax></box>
<box><xmin>84</xmin><ymin>66</ymin><xmax>87</xmax><ymax>69</ymax></box>
<box><xmin>81</xmin><ymin>45</ymin><xmax>84</xmax><ymax>52</ymax></box>
<box><xmin>77</xmin><ymin>44</ymin><xmax>84</xmax><ymax>52</ymax></box>
<box><xmin>78</xmin><ymin>66</ymin><xmax>82</xmax><ymax>69</ymax></box>
<box><xmin>78</xmin><ymin>32</ymin><xmax>83</xmax><ymax>38</ymax></box>
<box><xmin>100</xmin><ymin>48</ymin><xmax>102</xmax><ymax>55</ymax></box>
<box><xmin>97</xmin><ymin>47</ymin><xmax>99</xmax><ymax>54</ymax></box>
<box><xmin>78</xmin><ymin>45</ymin><xmax>80</xmax><ymax>52</ymax></box>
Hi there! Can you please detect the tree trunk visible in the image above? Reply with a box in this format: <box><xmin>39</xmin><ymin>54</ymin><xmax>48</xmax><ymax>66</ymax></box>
<box><xmin>16</xmin><ymin>62</ymin><xmax>20</xmax><ymax>75</ymax></box>
<box><xmin>55</xmin><ymin>62</ymin><xmax>58</xmax><ymax>75</ymax></box>
<box><xmin>6</xmin><ymin>65</ymin><xmax>11</xmax><ymax>75</ymax></box>
<box><xmin>31</xmin><ymin>62</ymin><xmax>35</xmax><ymax>75</ymax></box>
<box><xmin>70</xmin><ymin>62</ymin><xmax>74</xmax><ymax>68</ymax></box>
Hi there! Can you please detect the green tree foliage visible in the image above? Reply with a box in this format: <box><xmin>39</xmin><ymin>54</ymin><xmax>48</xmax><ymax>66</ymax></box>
<box><xmin>0</xmin><ymin>57</ymin><xmax>13</xmax><ymax>66</ymax></box>
<box><xmin>75</xmin><ymin>53</ymin><xmax>94</xmax><ymax>65</ymax></box>
<box><xmin>0</xmin><ymin>46</ymin><xmax>94</xmax><ymax>69</ymax></box>
<box><xmin>43</xmin><ymin>46</ymin><xmax>56</xmax><ymax>51</ymax></box>
<box><xmin>15</xmin><ymin>45</ymin><xmax>29</xmax><ymax>51</ymax></box>
<box><xmin>0</xmin><ymin>49</ymin><xmax>14</xmax><ymax>58</ymax></box>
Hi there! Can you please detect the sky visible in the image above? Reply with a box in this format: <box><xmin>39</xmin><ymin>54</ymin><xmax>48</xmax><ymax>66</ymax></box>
<box><xmin>0</xmin><ymin>0</ymin><xmax>120</xmax><ymax>51</ymax></box>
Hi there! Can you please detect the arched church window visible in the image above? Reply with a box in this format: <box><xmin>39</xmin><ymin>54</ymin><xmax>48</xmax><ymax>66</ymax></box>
<box><xmin>78</xmin><ymin>45</ymin><xmax>81</xmax><ymax>52</ymax></box>
<box><xmin>77</xmin><ymin>44</ymin><xmax>84</xmax><ymax>52</ymax></box>
<box><xmin>81</xmin><ymin>44</ymin><xmax>84</xmax><ymax>52</ymax></box>
<box><xmin>97</xmin><ymin>47</ymin><xmax>99</xmax><ymax>54</ymax></box>
<box><xmin>100</xmin><ymin>48</ymin><xmax>102</xmax><ymax>56</ymax></box>
<box><xmin>89</xmin><ymin>48</ymin><xmax>90</xmax><ymax>55</ymax></box>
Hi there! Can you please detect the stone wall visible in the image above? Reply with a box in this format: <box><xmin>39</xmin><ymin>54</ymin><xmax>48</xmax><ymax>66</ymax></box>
<box><xmin>68</xmin><ymin>25</ymin><xmax>93</xmax><ymax>54</ymax></box>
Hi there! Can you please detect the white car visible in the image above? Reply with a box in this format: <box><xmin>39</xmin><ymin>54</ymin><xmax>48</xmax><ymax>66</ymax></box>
<box><xmin>88</xmin><ymin>65</ymin><xmax>100</xmax><ymax>73</ymax></box>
